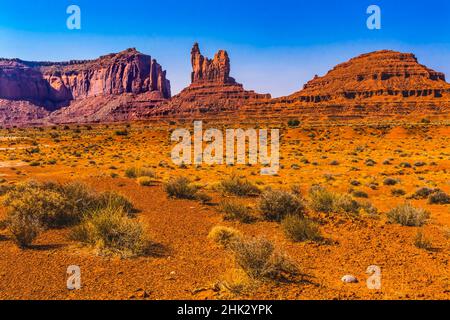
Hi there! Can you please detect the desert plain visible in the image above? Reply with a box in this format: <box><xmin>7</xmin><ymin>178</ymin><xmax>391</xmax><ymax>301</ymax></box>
<box><xmin>0</xmin><ymin>119</ymin><xmax>449</xmax><ymax>300</ymax></box>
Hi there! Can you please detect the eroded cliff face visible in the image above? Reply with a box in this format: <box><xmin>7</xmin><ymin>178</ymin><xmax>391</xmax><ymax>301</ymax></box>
<box><xmin>1</xmin><ymin>47</ymin><xmax>449</xmax><ymax>125</ymax></box>
<box><xmin>291</xmin><ymin>50</ymin><xmax>449</xmax><ymax>103</ymax></box>
<box><xmin>235</xmin><ymin>50</ymin><xmax>450</xmax><ymax>121</ymax></box>
<box><xmin>151</xmin><ymin>43</ymin><xmax>270</xmax><ymax>116</ymax></box>
<box><xmin>0</xmin><ymin>48</ymin><xmax>171</xmax><ymax>124</ymax></box>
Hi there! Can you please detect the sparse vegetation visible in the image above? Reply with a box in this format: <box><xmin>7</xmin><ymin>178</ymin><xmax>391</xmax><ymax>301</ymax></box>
<box><xmin>230</xmin><ymin>237</ymin><xmax>299</xmax><ymax>282</ymax></box>
<box><xmin>387</xmin><ymin>203</ymin><xmax>430</xmax><ymax>227</ymax></box>
<box><xmin>164</xmin><ymin>177</ymin><xmax>199</xmax><ymax>200</ymax></box>
<box><xmin>308</xmin><ymin>186</ymin><xmax>337</xmax><ymax>213</ymax></box>
<box><xmin>259</xmin><ymin>189</ymin><xmax>305</xmax><ymax>221</ymax></box>
<box><xmin>220</xmin><ymin>175</ymin><xmax>260</xmax><ymax>197</ymax></box>
<box><xmin>208</xmin><ymin>226</ymin><xmax>242</xmax><ymax>248</ymax></box>
<box><xmin>428</xmin><ymin>191</ymin><xmax>450</xmax><ymax>205</ymax></box>
<box><xmin>281</xmin><ymin>215</ymin><xmax>322</xmax><ymax>242</ymax></box>
<box><xmin>71</xmin><ymin>206</ymin><xmax>151</xmax><ymax>258</ymax></box>
<box><xmin>125</xmin><ymin>167</ymin><xmax>156</xmax><ymax>179</ymax></box>
<box><xmin>219</xmin><ymin>200</ymin><xmax>255</xmax><ymax>223</ymax></box>
<box><xmin>414</xmin><ymin>230</ymin><xmax>433</xmax><ymax>250</ymax></box>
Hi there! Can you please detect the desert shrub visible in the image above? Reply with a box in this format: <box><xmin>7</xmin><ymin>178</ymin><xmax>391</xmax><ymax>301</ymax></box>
<box><xmin>95</xmin><ymin>191</ymin><xmax>134</xmax><ymax>214</ymax></box>
<box><xmin>281</xmin><ymin>215</ymin><xmax>321</xmax><ymax>242</ymax></box>
<box><xmin>414</xmin><ymin>230</ymin><xmax>432</xmax><ymax>250</ymax></box>
<box><xmin>208</xmin><ymin>226</ymin><xmax>242</xmax><ymax>248</ymax></box>
<box><xmin>391</xmin><ymin>188</ymin><xmax>406</xmax><ymax>197</ymax></box>
<box><xmin>383</xmin><ymin>178</ymin><xmax>399</xmax><ymax>186</ymax></box>
<box><xmin>220</xmin><ymin>200</ymin><xmax>255</xmax><ymax>223</ymax></box>
<box><xmin>410</xmin><ymin>187</ymin><xmax>435</xmax><ymax>199</ymax></box>
<box><xmin>230</xmin><ymin>237</ymin><xmax>299</xmax><ymax>281</ymax></box>
<box><xmin>137</xmin><ymin>176</ymin><xmax>157</xmax><ymax>187</ymax></box>
<box><xmin>195</xmin><ymin>191</ymin><xmax>213</xmax><ymax>204</ymax></box>
<box><xmin>115</xmin><ymin>129</ymin><xmax>129</xmax><ymax>136</ymax></box>
<box><xmin>7</xmin><ymin>213</ymin><xmax>42</xmax><ymax>248</ymax></box>
<box><xmin>259</xmin><ymin>190</ymin><xmax>305</xmax><ymax>222</ymax></box>
<box><xmin>358</xmin><ymin>201</ymin><xmax>379</xmax><ymax>218</ymax></box>
<box><xmin>350</xmin><ymin>180</ymin><xmax>361</xmax><ymax>186</ymax></box>
<box><xmin>125</xmin><ymin>167</ymin><xmax>155</xmax><ymax>179</ymax></box>
<box><xmin>287</xmin><ymin>119</ymin><xmax>301</xmax><ymax>128</ymax></box>
<box><xmin>365</xmin><ymin>159</ymin><xmax>377</xmax><ymax>167</ymax></box>
<box><xmin>387</xmin><ymin>203</ymin><xmax>430</xmax><ymax>227</ymax></box>
<box><xmin>308</xmin><ymin>186</ymin><xmax>337</xmax><ymax>213</ymax></box>
<box><xmin>3</xmin><ymin>182</ymin><xmax>66</xmax><ymax>228</ymax></box>
<box><xmin>71</xmin><ymin>206</ymin><xmax>150</xmax><ymax>258</ymax></box>
<box><xmin>55</xmin><ymin>182</ymin><xmax>102</xmax><ymax>224</ymax></box>
<box><xmin>353</xmin><ymin>190</ymin><xmax>369</xmax><ymax>198</ymax></box>
<box><xmin>333</xmin><ymin>194</ymin><xmax>361</xmax><ymax>215</ymax></box>
<box><xmin>164</xmin><ymin>177</ymin><xmax>198</xmax><ymax>199</ymax></box>
<box><xmin>428</xmin><ymin>191</ymin><xmax>450</xmax><ymax>205</ymax></box>
<box><xmin>3</xmin><ymin>181</ymin><xmax>135</xmax><ymax>236</ymax></box>
<box><xmin>220</xmin><ymin>175</ymin><xmax>260</xmax><ymax>197</ymax></box>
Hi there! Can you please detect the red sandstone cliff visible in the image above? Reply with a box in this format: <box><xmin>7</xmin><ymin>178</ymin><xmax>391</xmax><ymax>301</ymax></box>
<box><xmin>0</xmin><ymin>48</ymin><xmax>170</xmax><ymax>125</ymax></box>
<box><xmin>237</xmin><ymin>50</ymin><xmax>450</xmax><ymax>120</ymax></box>
<box><xmin>1</xmin><ymin>47</ymin><xmax>449</xmax><ymax>125</ymax></box>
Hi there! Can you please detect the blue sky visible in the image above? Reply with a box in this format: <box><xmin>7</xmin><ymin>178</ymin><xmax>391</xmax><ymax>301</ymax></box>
<box><xmin>0</xmin><ymin>0</ymin><xmax>449</xmax><ymax>96</ymax></box>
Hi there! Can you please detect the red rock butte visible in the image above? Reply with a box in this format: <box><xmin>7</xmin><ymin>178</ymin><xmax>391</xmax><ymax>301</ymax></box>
<box><xmin>0</xmin><ymin>45</ymin><xmax>449</xmax><ymax>125</ymax></box>
<box><xmin>149</xmin><ymin>43</ymin><xmax>271</xmax><ymax>117</ymax></box>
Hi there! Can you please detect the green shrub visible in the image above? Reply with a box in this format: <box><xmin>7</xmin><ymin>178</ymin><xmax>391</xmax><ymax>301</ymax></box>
<box><xmin>8</xmin><ymin>213</ymin><xmax>42</xmax><ymax>248</ymax></box>
<box><xmin>115</xmin><ymin>129</ymin><xmax>129</xmax><ymax>136</ymax></box>
<box><xmin>281</xmin><ymin>215</ymin><xmax>321</xmax><ymax>242</ymax></box>
<box><xmin>164</xmin><ymin>177</ymin><xmax>199</xmax><ymax>199</ymax></box>
<box><xmin>125</xmin><ymin>167</ymin><xmax>156</xmax><ymax>179</ymax></box>
<box><xmin>70</xmin><ymin>206</ymin><xmax>150</xmax><ymax>258</ymax></box>
<box><xmin>387</xmin><ymin>203</ymin><xmax>430</xmax><ymax>227</ymax></box>
<box><xmin>3</xmin><ymin>182</ymin><xmax>66</xmax><ymax>228</ymax></box>
<box><xmin>208</xmin><ymin>226</ymin><xmax>242</xmax><ymax>248</ymax></box>
<box><xmin>137</xmin><ymin>176</ymin><xmax>158</xmax><ymax>187</ymax></box>
<box><xmin>410</xmin><ymin>187</ymin><xmax>435</xmax><ymax>199</ymax></box>
<box><xmin>391</xmin><ymin>188</ymin><xmax>406</xmax><ymax>197</ymax></box>
<box><xmin>195</xmin><ymin>191</ymin><xmax>213</xmax><ymax>204</ymax></box>
<box><xmin>308</xmin><ymin>186</ymin><xmax>337</xmax><ymax>213</ymax></box>
<box><xmin>288</xmin><ymin>119</ymin><xmax>301</xmax><ymax>128</ymax></box>
<box><xmin>383</xmin><ymin>178</ymin><xmax>398</xmax><ymax>186</ymax></box>
<box><xmin>333</xmin><ymin>194</ymin><xmax>361</xmax><ymax>215</ymax></box>
<box><xmin>220</xmin><ymin>200</ymin><xmax>255</xmax><ymax>224</ymax></box>
<box><xmin>428</xmin><ymin>191</ymin><xmax>450</xmax><ymax>205</ymax></box>
<box><xmin>353</xmin><ymin>190</ymin><xmax>369</xmax><ymax>198</ymax></box>
<box><xmin>220</xmin><ymin>175</ymin><xmax>260</xmax><ymax>197</ymax></box>
<box><xmin>259</xmin><ymin>190</ymin><xmax>305</xmax><ymax>221</ymax></box>
<box><xmin>96</xmin><ymin>191</ymin><xmax>134</xmax><ymax>214</ymax></box>
<box><xmin>414</xmin><ymin>230</ymin><xmax>432</xmax><ymax>250</ymax></box>
<box><xmin>230</xmin><ymin>237</ymin><xmax>298</xmax><ymax>281</ymax></box>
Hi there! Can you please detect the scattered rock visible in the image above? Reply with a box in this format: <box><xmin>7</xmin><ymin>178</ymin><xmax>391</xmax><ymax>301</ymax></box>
<box><xmin>341</xmin><ymin>275</ymin><xmax>359</xmax><ymax>284</ymax></box>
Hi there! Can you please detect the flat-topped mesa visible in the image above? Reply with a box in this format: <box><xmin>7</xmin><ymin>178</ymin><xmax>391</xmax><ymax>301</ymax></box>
<box><xmin>190</xmin><ymin>43</ymin><xmax>235</xmax><ymax>84</ymax></box>
<box><xmin>150</xmin><ymin>43</ymin><xmax>270</xmax><ymax>117</ymax></box>
<box><xmin>289</xmin><ymin>50</ymin><xmax>450</xmax><ymax>103</ymax></box>
<box><xmin>0</xmin><ymin>48</ymin><xmax>171</xmax><ymax>109</ymax></box>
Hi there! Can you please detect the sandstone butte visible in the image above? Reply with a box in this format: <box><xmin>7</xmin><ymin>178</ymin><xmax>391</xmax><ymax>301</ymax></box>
<box><xmin>0</xmin><ymin>44</ymin><xmax>449</xmax><ymax>126</ymax></box>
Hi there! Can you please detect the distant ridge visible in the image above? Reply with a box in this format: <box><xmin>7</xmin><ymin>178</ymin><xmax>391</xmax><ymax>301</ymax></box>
<box><xmin>0</xmin><ymin>46</ymin><xmax>449</xmax><ymax>126</ymax></box>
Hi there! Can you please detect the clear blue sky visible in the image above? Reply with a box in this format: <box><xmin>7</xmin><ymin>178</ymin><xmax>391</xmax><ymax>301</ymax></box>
<box><xmin>0</xmin><ymin>0</ymin><xmax>449</xmax><ymax>97</ymax></box>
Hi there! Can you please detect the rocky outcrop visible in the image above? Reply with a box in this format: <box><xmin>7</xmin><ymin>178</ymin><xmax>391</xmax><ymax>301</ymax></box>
<box><xmin>151</xmin><ymin>43</ymin><xmax>270</xmax><ymax>116</ymax></box>
<box><xmin>191</xmin><ymin>43</ymin><xmax>235</xmax><ymax>84</ymax></box>
<box><xmin>0</xmin><ymin>48</ymin><xmax>171</xmax><ymax>124</ymax></box>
